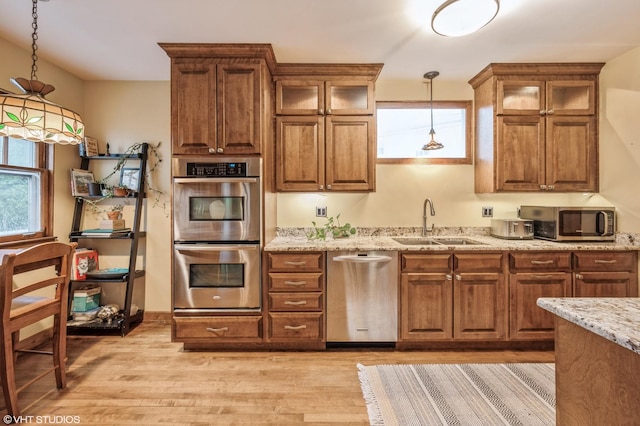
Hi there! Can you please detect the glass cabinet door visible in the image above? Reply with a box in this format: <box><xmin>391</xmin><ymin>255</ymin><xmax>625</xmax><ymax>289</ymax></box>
<box><xmin>326</xmin><ymin>81</ymin><xmax>374</xmax><ymax>115</ymax></box>
<box><xmin>496</xmin><ymin>80</ymin><xmax>545</xmax><ymax>115</ymax></box>
<box><xmin>546</xmin><ymin>80</ymin><xmax>595</xmax><ymax>115</ymax></box>
<box><xmin>275</xmin><ymin>81</ymin><xmax>324</xmax><ymax>115</ymax></box>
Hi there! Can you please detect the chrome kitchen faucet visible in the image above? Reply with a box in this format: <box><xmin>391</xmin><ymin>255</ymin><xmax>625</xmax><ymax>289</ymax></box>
<box><xmin>422</xmin><ymin>198</ymin><xmax>436</xmax><ymax>236</ymax></box>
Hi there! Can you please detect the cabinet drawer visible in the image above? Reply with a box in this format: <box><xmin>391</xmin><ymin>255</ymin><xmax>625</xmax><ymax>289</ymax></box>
<box><xmin>401</xmin><ymin>253</ymin><xmax>451</xmax><ymax>273</ymax></box>
<box><xmin>268</xmin><ymin>313</ymin><xmax>323</xmax><ymax>340</ymax></box>
<box><xmin>269</xmin><ymin>292</ymin><xmax>323</xmax><ymax>311</ymax></box>
<box><xmin>455</xmin><ymin>252</ymin><xmax>504</xmax><ymax>272</ymax></box>
<box><xmin>573</xmin><ymin>251</ymin><xmax>637</xmax><ymax>272</ymax></box>
<box><xmin>173</xmin><ymin>316</ymin><xmax>261</xmax><ymax>340</ymax></box>
<box><xmin>267</xmin><ymin>252</ymin><xmax>324</xmax><ymax>272</ymax></box>
<box><xmin>509</xmin><ymin>252</ymin><xmax>571</xmax><ymax>272</ymax></box>
<box><xmin>268</xmin><ymin>272</ymin><xmax>323</xmax><ymax>291</ymax></box>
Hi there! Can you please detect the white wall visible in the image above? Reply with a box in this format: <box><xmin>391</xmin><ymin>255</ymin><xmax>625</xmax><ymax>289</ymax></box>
<box><xmin>3</xmin><ymin>36</ymin><xmax>640</xmax><ymax>313</ymax></box>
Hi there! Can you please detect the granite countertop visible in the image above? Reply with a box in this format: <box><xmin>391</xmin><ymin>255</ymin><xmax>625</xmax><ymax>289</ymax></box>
<box><xmin>264</xmin><ymin>227</ymin><xmax>640</xmax><ymax>252</ymax></box>
<box><xmin>537</xmin><ymin>298</ymin><xmax>640</xmax><ymax>354</ymax></box>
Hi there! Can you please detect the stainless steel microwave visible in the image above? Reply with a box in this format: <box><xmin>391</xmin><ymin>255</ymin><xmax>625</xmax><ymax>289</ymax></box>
<box><xmin>519</xmin><ymin>206</ymin><xmax>615</xmax><ymax>242</ymax></box>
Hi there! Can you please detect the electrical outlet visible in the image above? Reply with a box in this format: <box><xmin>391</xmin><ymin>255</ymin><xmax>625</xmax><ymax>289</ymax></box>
<box><xmin>482</xmin><ymin>206</ymin><xmax>493</xmax><ymax>217</ymax></box>
<box><xmin>316</xmin><ymin>206</ymin><xmax>327</xmax><ymax>217</ymax></box>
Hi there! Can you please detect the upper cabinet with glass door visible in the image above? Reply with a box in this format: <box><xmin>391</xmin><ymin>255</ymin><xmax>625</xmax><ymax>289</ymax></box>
<box><xmin>276</xmin><ymin>79</ymin><xmax>376</xmax><ymax>116</ymax></box>
<box><xmin>497</xmin><ymin>79</ymin><xmax>595</xmax><ymax>116</ymax></box>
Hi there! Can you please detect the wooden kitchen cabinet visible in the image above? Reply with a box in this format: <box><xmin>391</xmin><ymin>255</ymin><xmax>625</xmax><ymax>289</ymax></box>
<box><xmin>509</xmin><ymin>252</ymin><xmax>573</xmax><ymax>340</ymax></box>
<box><xmin>573</xmin><ymin>251</ymin><xmax>638</xmax><ymax>297</ymax></box>
<box><xmin>160</xmin><ymin>43</ymin><xmax>276</xmax><ymax>156</ymax></box>
<box><xmin>265</xmin><ymin>252</ymin><xmax>326</xmax><ymax>349</ymax></box>
<box><xmin>274</xmin><ymin>64</ymin><xmax>382</xmax><ymax>192</ymax></box>
<box><xmin>399</xmin><ymin>251</ymin><xmax>507</xmax><ymax>342</ymax></box>
<box><xmin>469</xmin><ymin>63</ymin><xmax>604</xmax><ymax>193</ymax></box>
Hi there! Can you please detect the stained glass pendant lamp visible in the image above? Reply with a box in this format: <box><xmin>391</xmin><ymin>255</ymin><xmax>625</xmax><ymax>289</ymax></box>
<box><xmin>422</xmin><ymin>71</ymin><xmax>444</xmax><ymax>151</ymax></box>
<box><xmin>0</xmin><ymin>0</ymin><xmax>84</xmax><ymax>144</ymax></box>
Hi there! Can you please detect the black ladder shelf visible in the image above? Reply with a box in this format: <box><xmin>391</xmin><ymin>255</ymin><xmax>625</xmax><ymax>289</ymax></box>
<box><xmin>68</xmin><ymin>143</ymin><xmax>148</xmax><ymax>336</ymax></box>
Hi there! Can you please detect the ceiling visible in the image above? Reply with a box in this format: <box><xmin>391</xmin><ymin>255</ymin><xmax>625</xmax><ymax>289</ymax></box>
<box><xmin>1</xmin><ymin>0</ymin><xmax>640</xmax><ymax>83</ymax></box>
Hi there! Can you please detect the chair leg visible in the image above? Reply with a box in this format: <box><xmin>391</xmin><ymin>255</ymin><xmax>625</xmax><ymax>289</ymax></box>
<box><xmin>52</xmin><ymin>312</ymin><xmax>67</xmax><ymax>389</ymax></box>
<box><xmin>0</xmin><ymin>332</ymin><xmax>20</xmax><ymax>416</ymax></box>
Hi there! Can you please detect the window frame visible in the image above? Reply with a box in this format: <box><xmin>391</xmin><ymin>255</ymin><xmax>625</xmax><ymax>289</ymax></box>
<box><xmin>376</xmin><ymin>100</ymin><xmax>473</xmax><ymax>165</ymax></box>
<box><xmin>0</xmin><ymin>136</ymin><xmax>54</xmax><ymax>247</ymax></box>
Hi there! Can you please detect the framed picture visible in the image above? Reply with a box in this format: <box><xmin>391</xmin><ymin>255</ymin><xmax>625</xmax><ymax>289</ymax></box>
<box><xmin>70</xmin><ymin>169</ymin><xmax>95</xmax><ymax>197</ymax></box>
<box><xmin>120</xmin><ymin>167</ymin><xmax>140</xmax><ymax>192</ymax></box>
<box><xmin>84</xmin><ymin>137</ymin><xmax>99</xmax><ymax>157</ymax></box>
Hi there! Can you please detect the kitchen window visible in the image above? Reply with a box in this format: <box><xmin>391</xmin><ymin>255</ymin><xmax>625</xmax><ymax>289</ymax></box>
<box><xmin>376</xmin><ymin>101</ymin><xmax>472</xmax><ymax>164</ymax></box>
<box><xmin>0</xmin><ymin>136</ymin><xmax>52</xmax><ymax>245</ymax></box>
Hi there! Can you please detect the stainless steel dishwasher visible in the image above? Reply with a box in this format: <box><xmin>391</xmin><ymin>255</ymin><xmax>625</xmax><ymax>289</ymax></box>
<box><xmin>326</xmin><ymin>251</ymin><xmax>398</xmax><ymax>342</ymax></box>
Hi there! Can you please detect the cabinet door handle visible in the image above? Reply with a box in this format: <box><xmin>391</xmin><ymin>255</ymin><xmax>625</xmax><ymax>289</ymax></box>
<box><xmin>284</xmin><ymin>280</ymin><xmax>308</xmax><ymax>287</ymax></box>
<box><xmin>547</xmin><ymin>185</ymin><xmax>555</xmax><ymax>190</ymax></box>
<box><xmin>575</xmin><ymin>274</ymin><xmax>583</xmax><ymax>279</ymax></box>
<box><xmin>208</xmin><ymin>147</ymin><xmax>216</xmax><ymax>154</ymax></box>
<box><xmin>318</xmin><ymin>108</ymin><xmax>324</xmax><ymax>114</ymax></box>
<box><xmin>284</xmin><ymin>261</ymin><xmax>307</xmax><ymax>266</ymax></box>
<box><xmin>217</xmin><ymin>147</ymin><xmax>224</xmax><ymax>153</ymax></box>
<box><xmin>206</xmin><ymin>327</ymin><xmax>229</xmax><ymax>335</ymax></box>
<box><xmin>327</xmin><ymin>185</ymin><xmax>332</xmax><ymax>190</ymax></box>
<box><xmin>547</xmin><ymin>109</ymin><xmax>554</xmax><ymax>115</ymax></box>
<box><xmin>540</xmin><ymin>110</ymin><xmax>546</xmax><ymax>116</ymax></box>
<box><xmin>530</xmin><ymin>260</ymin><xmax>554</xmax><ymax>265</ymax></box>
<box><xmin>455</xmin><ymin>274</ymin><xmax>462</xmax><ymax>280</ymax></box>
<box><xmin>446</xmin><ymin>274</ymin><xmax>453</xmax><ymax>281</ymax></box>
<box><xmin>594</xmin><ymin>259</ymin><xmax>616</xmax><ymax>264</ymax></box>
<box><xmin>284</xmin><ymin>300</ymin><xmax>308</xmax><ymax>306</ymax></box>
<box><xmin>539</xmin><ymin>185</ymin><xmax>547</xmax><ymax>190</ymax></box>
<box><xmin>284</xmin><ymin>325</ymin><xmax>307</xmax><ymax>330</ymax></box>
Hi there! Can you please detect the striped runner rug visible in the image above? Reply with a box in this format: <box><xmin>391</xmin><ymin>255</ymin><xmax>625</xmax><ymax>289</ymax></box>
<box><xmin>357</xmin><ymin>363</ymin><xmax>555</xmax><ymax>426</ymax></box>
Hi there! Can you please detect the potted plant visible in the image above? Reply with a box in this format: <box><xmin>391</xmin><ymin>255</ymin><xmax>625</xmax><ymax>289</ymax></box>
<box><xmin>307</xmin><ymin>214</ymin><xmax>356</xmax><ymax>240</ymax></box>
<box><xmin>105</xmin><ymin>204</ymin><xmax>124</xmax><ymax>220</ymax></box>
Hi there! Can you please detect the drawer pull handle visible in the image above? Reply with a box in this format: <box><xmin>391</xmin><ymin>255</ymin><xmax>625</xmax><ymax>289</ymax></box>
<box><xmin>284</xmin><ymin>325</ymin><xmax>307</xmax><ymax>330</ymax></box>
<box><xmin>594</xmin><ymin>259</ymin><xmax>616</xmax><ymax>264</ymax></box>
<box><xmin>284</xmin><ymin>261</ymin><xmax>307</xmax><ymax>266</ymax></box>
<box><xmin>284</xmin><ymin>300</ymin><xmax>308</xmax><ymax>306</ymax></box>
<box><xmin>206</xmin><ymin>327</ymin><xmax>229</xmax><ymax>335</ymax></box>
<box><xmin>530</xmin><ymin>260</ymin><xmax>554</xmax><ymax>265</ymax></box>
<box><xmin>284</xmin><ymin>281</ymin><xmax>307</xmax><ymax>286</ymax></box>
<box><xmin>532</xmin><ymin>274</ymin><xmax>554</xmax><ymax>279</ymax></box>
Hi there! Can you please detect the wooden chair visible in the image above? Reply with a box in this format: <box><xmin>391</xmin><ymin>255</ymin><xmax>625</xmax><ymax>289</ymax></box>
<box><xmin>0</xmin><ymin>241</ymin><xmax>77</xmax><ymax>416</ymax></box>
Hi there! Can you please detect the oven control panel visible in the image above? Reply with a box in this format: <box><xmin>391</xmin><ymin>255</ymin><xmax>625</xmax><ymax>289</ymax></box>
<box><xmin>185</xmin><ymin>162</ymin><xmax>247</xmax><ymax>177</ymax></box>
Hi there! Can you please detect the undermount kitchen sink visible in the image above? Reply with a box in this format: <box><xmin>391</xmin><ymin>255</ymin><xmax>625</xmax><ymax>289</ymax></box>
<box><xmin>392</xmin><ymin>237</ymin><xmax>485</xmax><ymax>246</ymax></box>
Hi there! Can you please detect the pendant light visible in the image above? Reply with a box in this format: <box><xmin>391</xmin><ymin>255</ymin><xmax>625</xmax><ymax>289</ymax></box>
<box><xmin>422</xmin><ymin>71</ymin><xmax>444</xmax><ymax>151</ymax></box>
<box><xmin>0</xmin><ymin>0</ymin><xmax>84</xmax><ymax>144</ymax></box>
<box><xmin>432</xmin><ymin>0</ymin><xmax>500</xmax><ymax>37</ymax></box>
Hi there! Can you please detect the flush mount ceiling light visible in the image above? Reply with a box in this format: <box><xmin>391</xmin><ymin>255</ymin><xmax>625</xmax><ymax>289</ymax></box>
<box><xmin>422</xmin><ymin>71</ymin><xmax>444</xmax><ymax>151</ymax></box>
<box><xmin>0</xmin><ymin>0</ymin><xmax>84</xmax><ymax>144</ymax></box>
<box><xmin>431</xmin><ymin>0</ymin><xmax>500</xmax><ymax>37</ymax></box>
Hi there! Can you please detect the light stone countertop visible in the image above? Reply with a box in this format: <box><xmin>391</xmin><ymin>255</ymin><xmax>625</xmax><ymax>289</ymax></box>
<box><xmin>537</xmin><ymin>298</ymin><xmax>640</xmax><ymax>354</ymax></box>
<box><xmin>264</xmin><ymin>227</ymin><xmax>640</xmax><ymax>252</ymax></box>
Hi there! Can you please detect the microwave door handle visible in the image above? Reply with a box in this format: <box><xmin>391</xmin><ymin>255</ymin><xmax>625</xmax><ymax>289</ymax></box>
<box><xmin>174</xmin><ymin>244</ymin><xmax>259</xmax><ymax>252</ymax></box>
<box><xmin>174</xmin><ymin>177</ymin><xmax>259</xmax><ymax>184</ymax></box>
<box><xmin>597</xmin><ymin>211</ymin><xmax>609</xmax><ymax>235</ymax></box>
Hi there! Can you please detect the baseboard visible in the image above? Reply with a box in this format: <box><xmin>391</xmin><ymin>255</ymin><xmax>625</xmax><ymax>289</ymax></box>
<box><xmin>143</xmin><ymin>311</ymin><xmax>172</xmax><ymax>322</ymax></box>
<box><xmin>16</xmin><ymin>329</ymin><xmax>53</xmax><ymax>352</ymax></box>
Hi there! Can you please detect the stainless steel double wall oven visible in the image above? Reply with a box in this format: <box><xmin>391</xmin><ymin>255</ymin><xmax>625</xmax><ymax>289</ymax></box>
<box><xmin>173</xmin><ymin>157</ymin><xmax>262</xmax><ymax>311</ymax></box>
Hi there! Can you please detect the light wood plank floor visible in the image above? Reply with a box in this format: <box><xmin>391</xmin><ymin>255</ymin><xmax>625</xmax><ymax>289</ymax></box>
<box><xmin>3</xmin><ymin>320</ymin><xmax>553</xmax><ymax>425</ymax></box>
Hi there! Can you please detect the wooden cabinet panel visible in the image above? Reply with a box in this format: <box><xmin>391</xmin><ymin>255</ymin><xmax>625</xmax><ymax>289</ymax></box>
<box><xmin>325</xmin><ymin>116</ymin><xmax>375</xmax><ymax>191</ymax></box>
<box><xmin>509</xmin><ymin>272</ymin><xmax>572</xmax><ymax>340</ymax></box>
<box><xmin>268</xmin><ymin>313</ymin><xmax>323</xmax><ymax>340</ymax></box>
<box><xmin>173</xmin><ymin>316</ymin><xmax>262</xmax><ymax>341</ymax></box>
<box><xmin>495</xmin><ymin>116</ymin><xmax>545</xmax><ymax>191</ymax></box>
<box><xmin>455</xmin><ymin>252</ymin><xmax>503</xmax><ymax>272</ymax></box>
<box><xmin>268</xmin><ymin>273</ymin><xmax>324</xmax><ymax>292</ymax></box>
<box><xmin>454</xmin><ymin>273</ymin><xmax>507</xmax><ymax>340</ymax></box>
<box><xmin>401</xmin><ymin>252</ymin><xmax>451</xmax><ymax>273</ymax></box>
<box><xmin>573</xmin><ymin>251</ymin><xmax>636</xmax><ymax>272</ymax></box>
<box><xmin>269</xmin><ymin>292</ymin><xmax>323</xmax><ymax>311</ymax></box>
<box><xmin>509</xmin><ymin>252</ymin><xmax>572</xmax><ymax>272</ymax></box>
<box><xmin>275</xmin><ymin>116</ymin><xmax>324</xmax><ymax>191</ymax></box>
<box><xmin>267</xmin><ymin>252</ymin><xmax>324</xmax><ymax>272</ymax></box>
<box><xmin>574</xmin><ymin>272</ymin><xmax>636</xmax><ymax>298</ymax></box>
<box><xmin>400</xmin><ymin>272</ymin><xmax>452</xmax><ymax>340</ymax></box>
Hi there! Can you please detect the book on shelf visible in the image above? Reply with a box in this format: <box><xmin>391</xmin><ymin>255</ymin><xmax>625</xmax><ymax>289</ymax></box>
<box><xmin>72</xmin><ymin>249</ymin><xmax>99</xmax><ymax>280</ymax></box>
<box><xmin>80</xmin><ymin>227</ymin><xmax>131</xmax><ymax>236</ymax></box>
<box><xmin>98</xmin><ymin>219</ymin><xmax>126</xmax><ymax>229</ymax></box>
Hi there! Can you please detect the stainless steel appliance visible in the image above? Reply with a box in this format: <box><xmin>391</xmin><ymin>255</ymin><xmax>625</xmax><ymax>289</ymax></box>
<box><xmin>490</xmin><ymin>219</ymin><xmax>534</xmax><ymax>240</ymax></box>
<box><xmin>520</xmin><ymin>206</ymin><xmax>615</xmax><ymax>242</ymax></box>
<box><xmin>172</xmin><ymin>157</ymin><xmax>262</xmax><ymax>311</ymax></box>
<box><xmin>173</xmin><ymin>243</ymin><xmax>260</xmax><ymax>310</ymax></box>
<box><xmin>326</xmin><ymin>251</ymin><xmax>398</xmax><ymax>343</ymax></box>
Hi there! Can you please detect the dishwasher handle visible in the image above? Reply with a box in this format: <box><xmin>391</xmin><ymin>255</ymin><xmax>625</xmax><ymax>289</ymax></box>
<box><xmin>332</xmin><ymin>254</ymin><xmax>393</xmax><ymax>264</ymax></box>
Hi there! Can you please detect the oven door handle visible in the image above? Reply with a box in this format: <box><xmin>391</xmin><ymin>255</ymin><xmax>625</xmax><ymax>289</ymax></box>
<box><xmin>174</xmin><ymin>244</ymin><xmax>259</xmax><ymax>252</ymax></box>
<box><xmin>174</xmin><ymin>177</ymin><xmax>259</xmax><ymax>184</ymax></box>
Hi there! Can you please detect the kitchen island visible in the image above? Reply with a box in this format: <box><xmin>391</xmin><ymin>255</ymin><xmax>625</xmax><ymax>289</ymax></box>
<box><xmin>537</xmin><ymin>298</ymin><xmax>640</xmax><ymax>425</ymax></box>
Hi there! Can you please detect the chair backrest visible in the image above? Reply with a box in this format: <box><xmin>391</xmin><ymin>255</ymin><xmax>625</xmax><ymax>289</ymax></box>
<box><xmin>1</xmin><ymin>242</ymin><xmax>77</xmax><ymax>331</ymax></box>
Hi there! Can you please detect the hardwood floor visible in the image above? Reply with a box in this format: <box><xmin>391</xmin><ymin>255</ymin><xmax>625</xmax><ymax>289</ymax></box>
<box><xmin>2</xmin><ymin>320</ymin><xmax>553</xmax><ymax>425</ymax></box>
